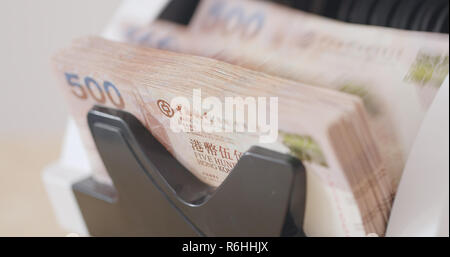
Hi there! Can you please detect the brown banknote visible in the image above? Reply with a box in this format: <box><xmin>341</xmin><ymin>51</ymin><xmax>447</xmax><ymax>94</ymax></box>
<box><xmin>119</xmin><ymin>0</ymin><xmax>449</xmax><ymax>192</ymax></box>
<box><xmin>52</xmin><ymin>37</ymin><xmax>393</xmax><ymax>236</ymax></box>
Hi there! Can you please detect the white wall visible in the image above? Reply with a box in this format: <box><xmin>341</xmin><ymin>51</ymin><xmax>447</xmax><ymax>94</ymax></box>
<box><xmin>0</xmin><ymin>0</ymin><xmax>121</xmax><ymax>139</ymax></box>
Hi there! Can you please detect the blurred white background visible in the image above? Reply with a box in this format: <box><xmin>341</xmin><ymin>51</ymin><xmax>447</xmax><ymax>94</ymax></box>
<box><xmin>0</xmin><ymin>0</ymin><xmax>121</xmax><ymax>236</ymax></box>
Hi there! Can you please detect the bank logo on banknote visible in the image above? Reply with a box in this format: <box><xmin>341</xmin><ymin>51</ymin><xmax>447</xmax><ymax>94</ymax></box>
<box><xmin>158</xmin><ymin>99</ymin><xmax>175</xmax><ymax>118</ymax></box>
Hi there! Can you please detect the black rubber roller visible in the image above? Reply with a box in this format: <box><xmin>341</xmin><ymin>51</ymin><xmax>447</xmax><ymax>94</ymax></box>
<box><xmin>389</xmin><ymin>0</ymin><xmax>424</xmax><ymax>30</ymax></box>
<box><xmin>292</xmin><ymin>0</ymin><xmax>313</xmax><ymax>12</ymax></box>
<box><xmin>421</xmin><ymin>0</ymin><xmax>448</xmax><ymax>32</ymax></box>
<box><xmin>348</xmin><ymin>0</ymin><xmax>378</xmax><ymax>25</ymax></box>
<box><xmin>337</xmin><ymin>0</ymin><xmax>355</xmax><ymax>22</ymax></box>
<box><xmin>369</xmin><ymin>0</ymin><xmax>402</xmax><ymax>27</ymax></box>
<box><xmin>440</xmin><ymin>7</ymin><xmax>449</xmax><ymax>33</ymax></box>
<box><xmin>433</xmin><ymin>3</ymin><xmax>449</xmax><ymax>32</ymax></box>
<box><xmin>321</xmin><ymin>0</ymin><xmax>344</xmax><ymax>19</ymax></box>
<box><xmin>308</xmin><ymin>0</ymin><xmax>328</xmax><ymax>16</ymax></box>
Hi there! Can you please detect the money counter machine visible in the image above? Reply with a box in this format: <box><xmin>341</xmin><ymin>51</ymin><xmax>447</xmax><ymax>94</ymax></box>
<box><xmin>42</xmin><ymin>0</ymin><xmax>449</xmax><ymax>237</ymax></box>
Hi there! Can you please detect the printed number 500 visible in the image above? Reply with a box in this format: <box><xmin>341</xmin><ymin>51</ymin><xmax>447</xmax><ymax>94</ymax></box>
<box><xmin>64</xmin><ymin>73</ymin><xmax>125</xmax><ymax>109</ymax></box>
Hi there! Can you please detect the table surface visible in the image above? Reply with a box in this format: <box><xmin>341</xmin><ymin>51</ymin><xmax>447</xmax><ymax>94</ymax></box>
<box><xmin>0</xmin><ymin>137</ymin><xmax>67</xmax><ymax>236</ymax></box>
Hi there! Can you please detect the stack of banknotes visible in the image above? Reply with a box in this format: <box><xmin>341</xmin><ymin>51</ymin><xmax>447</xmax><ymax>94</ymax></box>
<box><xmin>52</xmin><ymin>0</ymin><xmax>449</xmax><ymax>237</ymax></box>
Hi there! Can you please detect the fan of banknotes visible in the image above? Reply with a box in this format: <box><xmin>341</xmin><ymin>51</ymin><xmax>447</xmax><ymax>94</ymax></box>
<box><xmin>51</xmin><ymin>0</ymin><xmax>449</xmax><ymax>237</ymax></box>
